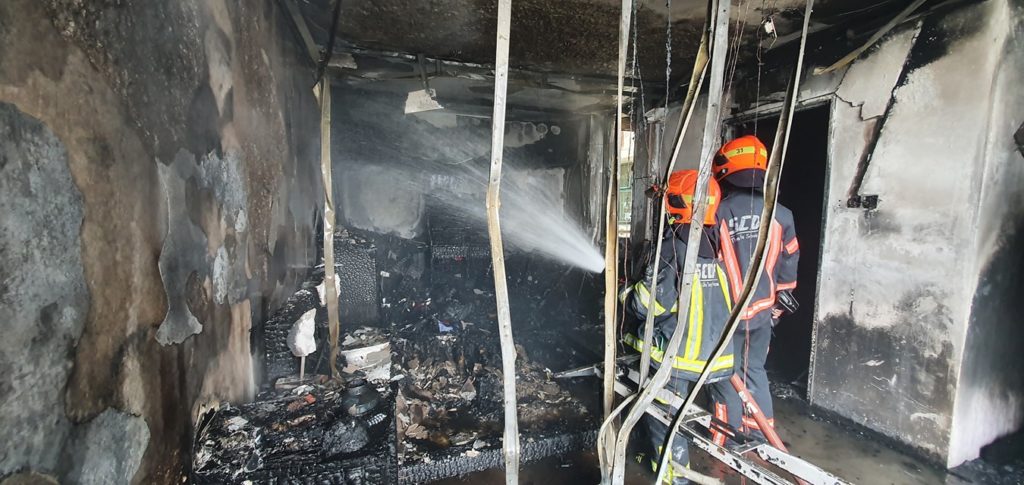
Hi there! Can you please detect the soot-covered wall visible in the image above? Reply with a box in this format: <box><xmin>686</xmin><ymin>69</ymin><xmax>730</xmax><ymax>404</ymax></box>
<box><xmin>0</xmin><ymin>1</ymin><xmax>320</xmax><ymax>483</ymax></box>
<box><xmin>949</xmin><ymin>0</ymin><xmax>1024</xmax><ymax>467</ymax></box>
<box><xmin>738</xmin><ymin>0</ymin><xmax>1023</xmax><ymax>467</ymax></box>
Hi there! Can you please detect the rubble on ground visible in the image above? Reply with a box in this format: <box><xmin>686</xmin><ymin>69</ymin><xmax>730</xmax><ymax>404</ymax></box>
<box><xmin>198</xmin><ymin>228</ymin><xmax>602</xmax><ymax>482</ymax></box>
<box><xmin>387</xmin><ymin>277</ymin><xmax>594</xmax><ymax>467</ymax></box>
<box><xmin>192</xmin><ymin>377</ymin><xmax>394</xmax><ymax>483</ymax></box>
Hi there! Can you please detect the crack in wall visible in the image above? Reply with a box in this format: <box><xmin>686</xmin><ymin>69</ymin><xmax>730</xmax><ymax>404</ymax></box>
<box><xmin>844</xmin><ymin>27</ymin><xmax>922</xmax><ymax>205</ymax></box>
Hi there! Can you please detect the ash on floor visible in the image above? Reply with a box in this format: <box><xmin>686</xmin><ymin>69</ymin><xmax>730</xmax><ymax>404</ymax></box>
<box><xmin>192</xmin><ymin>378</ymin><xmax>394</xmax><ymax>484</ymax></box>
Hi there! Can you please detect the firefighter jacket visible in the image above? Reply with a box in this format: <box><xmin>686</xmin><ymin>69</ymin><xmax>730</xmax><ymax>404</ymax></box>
<box><xmin>621</xmin><ymin>226</ymin><xmax>736</xmax><ymax>383</ymax></box>
<box><xmin>717</xmin><ymin>189</ymin><xmax>800</xmax><ymax>330</ymax></box>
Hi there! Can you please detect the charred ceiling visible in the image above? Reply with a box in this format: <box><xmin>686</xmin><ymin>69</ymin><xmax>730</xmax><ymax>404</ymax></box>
<box><xmin>283</xmin><ymin>0</ymin><xmax>952</xmax><ymax>112</ymax></box>
<box><xmin>291</xmin><ymin>0</ymin><xmax>938</xmax><ymax>74</ymax></box>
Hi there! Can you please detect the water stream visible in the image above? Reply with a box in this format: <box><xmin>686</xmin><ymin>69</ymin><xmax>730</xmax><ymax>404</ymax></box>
<box><xmin>411</xmin><ymin>160</ymin><xmax>606</xmax><ymax>273</ymax></box>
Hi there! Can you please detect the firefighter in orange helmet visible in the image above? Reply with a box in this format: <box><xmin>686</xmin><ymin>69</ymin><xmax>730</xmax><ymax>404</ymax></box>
<box><xmin>621</xmin><ymin>170</ymin><xmax>737</xmax><ymax>483</ymax></box>
<box><xmin>709</xmin><ymin>135</ymin><xmax>800</xmax><ymax>445</ymax></box>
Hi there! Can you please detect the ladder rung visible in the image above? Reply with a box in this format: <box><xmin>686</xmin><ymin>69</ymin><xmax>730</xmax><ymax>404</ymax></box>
<box><xmin>730</xmin><ymin>440</ymin><xmax>767</xmax><ymax>455</ymax></box>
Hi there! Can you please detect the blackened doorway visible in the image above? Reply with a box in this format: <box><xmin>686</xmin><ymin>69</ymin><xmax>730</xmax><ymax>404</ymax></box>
<box><xmin>733</xmin><ymin>103</ymin><xmax>830</xmax><ymax>391</ymax></box>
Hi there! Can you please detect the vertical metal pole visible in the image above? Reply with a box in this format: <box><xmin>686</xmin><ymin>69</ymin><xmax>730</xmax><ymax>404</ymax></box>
<box><xmin>605</xmin><ymin>0</ymin><xmax>633</xmax><ymax>418</ymax></box>
<box><xmin>485</xmin><ymin>0</ymin><xmax>520</xmax><ymax>482</ymax></box>
<box><xmin>319</xmin><ymin>79</ymin><xmax>342</xmax><ymax>378</ymax></box>
<box><xmin>600</xmin><ymin>2</ymin><xmax>631</xmax><ymax>479</ymax></box>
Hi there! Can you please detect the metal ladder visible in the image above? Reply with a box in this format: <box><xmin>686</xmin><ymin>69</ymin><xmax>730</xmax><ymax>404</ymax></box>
<box><xmin>557</xmin><ymin>357</ymin><xmax>851</xmax><ymax>485</ymax></box>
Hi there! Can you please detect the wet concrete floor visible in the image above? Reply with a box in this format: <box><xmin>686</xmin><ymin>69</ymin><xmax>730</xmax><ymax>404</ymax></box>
<box><xmin>434</xmin><ymin>394</ymin><xmax>1013</xmax><ymax>484</ymax></box>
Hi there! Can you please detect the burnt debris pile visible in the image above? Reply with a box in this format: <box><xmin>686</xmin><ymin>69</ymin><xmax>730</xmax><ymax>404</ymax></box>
<box><xmin>196</xmin><ymin>228</ymin><xmax>603</xmax><ymax>482</ymax></box>
<box><xmin>385</xmin><ymin>223</ymin><xmax>603</xmax><ymax>477</ymax></box>
<box><xmin>192</xmin><ymin>379</ymin><xmax>395</xmax><ymax>484</ymax></box>
<box><xmin>391</xmin><ymin>294</ymin><xmax>593</xmax><ymax>464</ymax></box>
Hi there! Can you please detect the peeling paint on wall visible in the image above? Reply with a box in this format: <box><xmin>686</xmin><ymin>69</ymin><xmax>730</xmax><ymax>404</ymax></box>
<box><xmin>834</xmin><ymin>25</ymin><xmax>920</xmax><ymax>120</ymax></box>
<box><xmin>0</xmin><ymin>102</ymin><xmax>87</xmax><ymax>476</ymax></box>
<box><xmin>156</xmin><ymin>152</ymin><xmax>209</xmax><ymax>345</ymax></box>
<box><xmin>58</xmin><ymin>409</ymin><xmax>150</xmax><ymax>485</ymax></box>
<box><xmin>0</xmin><ymin>0</ymin><xmax>321</xmax><ymax>482</ymax></box>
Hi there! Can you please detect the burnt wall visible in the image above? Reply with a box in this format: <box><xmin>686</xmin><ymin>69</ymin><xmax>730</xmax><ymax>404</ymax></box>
<box><xmin>949</xmin><ymin>0</ymin><xmax>1024</xmax><ymax>467</ymax></box>
<box><xmin>735</xmin><ymin>0</ymin><xmax>1023</xmax><ymax>467</ymax></box>
<box><xmin>0</xmin><ymin>0</ymin><xmax>321</xmax><ymax>483</ymax></box>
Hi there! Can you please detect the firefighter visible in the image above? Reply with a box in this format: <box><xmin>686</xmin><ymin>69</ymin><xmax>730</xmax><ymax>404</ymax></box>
<box><xmin>710</xmin><ymin>135</ymin><xmax>800</xmax><ymax>444</ymax></box>
<box><xmin>621</xmin><ymin>169</ymin><xmax>736</xmax><ymax>484</ymax></box>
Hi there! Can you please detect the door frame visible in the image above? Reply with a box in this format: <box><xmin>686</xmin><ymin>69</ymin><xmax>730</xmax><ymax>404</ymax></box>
<box><xmin>723</xmin><ymin>95</ymin><xmax>837</xmax><ymax>397</ymax></box>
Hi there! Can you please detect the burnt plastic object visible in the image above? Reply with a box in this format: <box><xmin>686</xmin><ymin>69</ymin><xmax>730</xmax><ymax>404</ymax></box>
<box><xmin>847</xmin><ymin>194</ymin><xmax>879</xmax><ymax>209</ymax></box>
<box><xmin>192</xmin><ymin>385</ymin><xmax>397</xmax><ymax>485</ymax></box>
<box><xmin>323</xmin><ymin>416</ymin><xmax>371</xmax><ymax>456</ymax></box>
<box><xmin>343</xmin><ymin>378</ymin><xmax>381</xmax><ymax>417</ymax></box>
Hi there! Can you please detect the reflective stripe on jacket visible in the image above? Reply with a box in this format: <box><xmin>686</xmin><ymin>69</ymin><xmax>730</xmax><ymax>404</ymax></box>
<box><xmin>623</xmin><ymin>229</ymin><xmax>736</xmax><ymax>383</ymax></box>
<box><xmin>717</xmin><ymin>190</ymin><xmax>800</xmax><ymax>329</ymax></box>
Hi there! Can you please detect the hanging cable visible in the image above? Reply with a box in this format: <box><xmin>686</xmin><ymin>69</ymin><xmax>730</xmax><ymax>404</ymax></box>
<box><xmin>665</xmin><ymin>0</ymin><xmax>673</xmax><ymax>108</ymax></box>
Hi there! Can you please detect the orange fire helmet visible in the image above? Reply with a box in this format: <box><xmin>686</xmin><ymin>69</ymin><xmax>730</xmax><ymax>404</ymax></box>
<box><xmin>713</xmin><ymin>135</ymin><xmax>768</xmax><ymax>187</ymax></box>
<box><xmin>665</xmin><ymin>170</ymin><xmax>721</xmax><ymax>226</ymax></box>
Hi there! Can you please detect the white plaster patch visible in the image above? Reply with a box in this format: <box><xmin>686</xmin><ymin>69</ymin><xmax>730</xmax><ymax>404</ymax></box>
<box><xmin>212</xmin><ymin>246</ymin><xmax>230</xmax><ymax>305</ymax></box>
<box><xmin>863</xmin><ymin>359</ymin><xmax>885</xmax><ymax>367</ymax></box>
<box><xmin>156</xmin><ymin>152</ymin><xmax>207</xmax><ymax>345</ymax></box>
<box><xmin>835</xmin><ymin>24</ymin><xmax>921</xmax><ymax>119</ymax></box>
